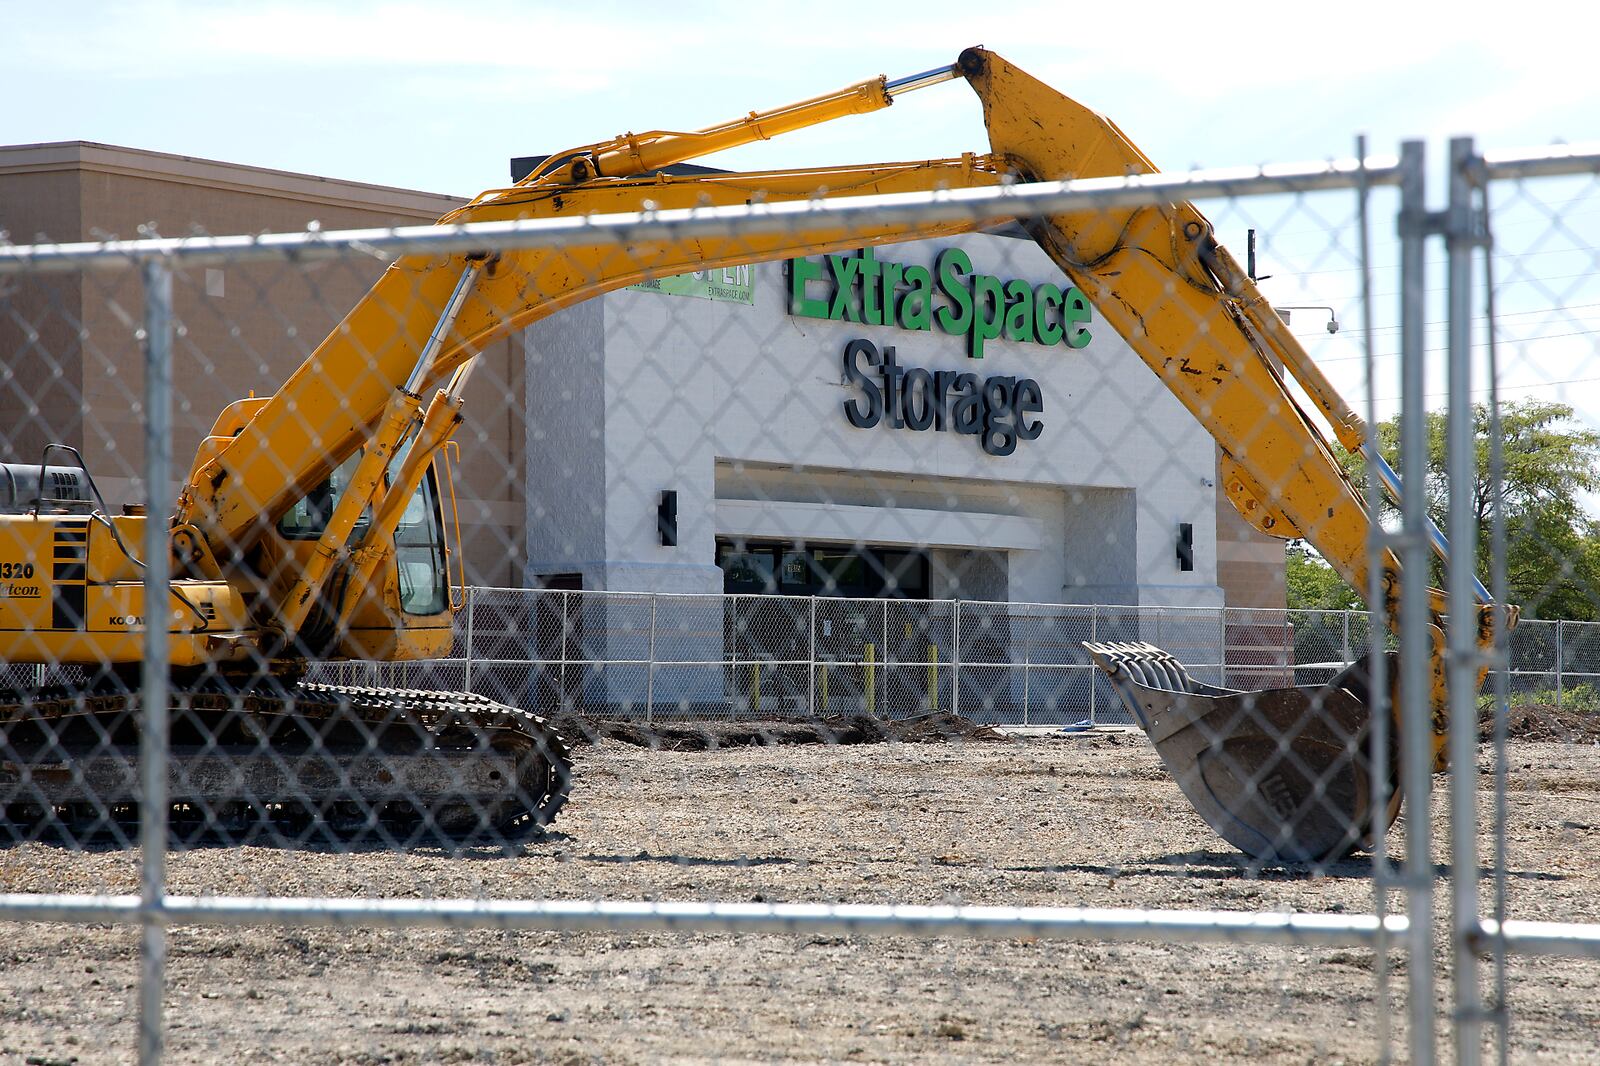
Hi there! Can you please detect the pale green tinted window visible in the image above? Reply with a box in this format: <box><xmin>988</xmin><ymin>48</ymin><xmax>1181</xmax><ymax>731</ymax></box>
<box><xmin>277</xmin><ymin>453</ymin><xmax>372</xmax><ymax>540</ymax></box>
<box><xmin>394</xmin><ymin>470</ymin><xmax>448</xmax><ymax>616</ymax></box>
<box><xmin>277</xmin><ymin>451</ymin><xmax>447</xmax><ymax>617</ymax></box>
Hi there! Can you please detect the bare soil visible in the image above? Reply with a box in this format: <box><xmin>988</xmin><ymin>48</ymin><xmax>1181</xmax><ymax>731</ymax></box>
<box><xmin>1481</xmin><ymin>701</ymin><xmax>1600</xmax><ymax>743</ymax></box>
<box><xmin>552</xmin><ymin>712</ymin><xmax>1010</xmax><ymax>750</ymax></box>
<box><xmin>2</xmin><ymin>732</ymin><xmax>1597</xmax><ymax>1065</ymax></box>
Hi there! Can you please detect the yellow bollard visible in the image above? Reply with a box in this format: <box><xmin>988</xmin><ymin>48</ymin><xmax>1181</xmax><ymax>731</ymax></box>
<box><xmin>864</xmin><ymin>643</ymin><xmax>876</xmax><ymax>716</ymax></box>
<box><xmin>928</xmin><ymin>644</ymin><xmax>939</xmax><ymax>712</ymax></box>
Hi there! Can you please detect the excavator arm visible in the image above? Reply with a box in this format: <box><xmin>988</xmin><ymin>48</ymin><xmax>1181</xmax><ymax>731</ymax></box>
<box><xmin>959</xmin><ymin>51</ymin><xmax>1513</xmax><ymax>858</ymax></box>
<box><xmin>167</xmin><ymin>48</ymin><xmax>1509</xmax><ymax>861</ymax></box>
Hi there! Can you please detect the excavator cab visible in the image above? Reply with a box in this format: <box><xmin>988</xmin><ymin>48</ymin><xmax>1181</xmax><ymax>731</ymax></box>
<box><xmin>260</xmin><ymin>449</ymin><xmax>458</xmax><ymax>662</ymax></box>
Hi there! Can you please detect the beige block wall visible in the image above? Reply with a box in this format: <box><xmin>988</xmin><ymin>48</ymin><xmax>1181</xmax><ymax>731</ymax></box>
<box><xmin>0</xmin><ymin>143</ymin><xmax>525</xmax><ymax>585</ymax></box>
<box><xmin>0</xmin><ymin>168</ymin><xmax>87</xmax><ymax>464</ymax></box>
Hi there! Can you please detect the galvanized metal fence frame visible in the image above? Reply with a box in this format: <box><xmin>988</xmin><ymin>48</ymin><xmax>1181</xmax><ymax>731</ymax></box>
<box><xmin>316</xmin><ymin>588</ymin><xmax>1600</xmax><ymax>725</ymax></box>
<box><xmin>3</xmin><ymin>143</ymin><xmax>1600</xmax><ymax>1064</ymax></box>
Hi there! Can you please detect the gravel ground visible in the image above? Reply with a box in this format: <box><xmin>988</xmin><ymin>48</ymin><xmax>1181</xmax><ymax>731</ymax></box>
<box><xmin>2</xmin><ymin>732</ymin><xmax>1597</xmax><ymax>1064</ymax></box>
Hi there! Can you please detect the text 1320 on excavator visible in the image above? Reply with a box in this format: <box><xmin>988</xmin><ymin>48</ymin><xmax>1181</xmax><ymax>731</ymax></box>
<box><xmin>0</xmin><ymin>48</ymin><xmax>1512</xmax><ymax>860</ymax></box>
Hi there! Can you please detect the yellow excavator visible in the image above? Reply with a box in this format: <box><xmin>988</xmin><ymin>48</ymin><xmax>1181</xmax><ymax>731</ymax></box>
<box><xmin>0</xmin><ymin>48</ymin><xmax>1510</xmax><ymax>856</ymax></box>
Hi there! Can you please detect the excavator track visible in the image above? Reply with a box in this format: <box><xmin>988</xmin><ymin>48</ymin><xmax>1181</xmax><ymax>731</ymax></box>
<box><xmin>0</xmin><ymin>677</ymin><xmax>572</xmax><ymax>848</ymax></box>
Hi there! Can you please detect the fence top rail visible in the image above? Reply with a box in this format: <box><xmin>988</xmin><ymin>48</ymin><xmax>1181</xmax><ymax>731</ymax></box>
<box><xmin>467</xmin><ymin>587</ymin><xmax>1600</xmax><ymax>625</ymax></box>
<box><xmin>0</xmin><ymin>155</ymin><xmax>1401</xmax><ymax>274</ymax></box>
<box><xmin>465</xmin><ymin>586</ymin><xmax>1363</xmax><ymax>618</ymax></box>
<box><xmin>1481</xmin><ymin>141</ymin><xmax>1600</xmax><ymax>182</ymax></box>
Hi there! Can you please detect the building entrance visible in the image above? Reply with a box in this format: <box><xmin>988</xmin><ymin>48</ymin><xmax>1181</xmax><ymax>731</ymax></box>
<box><xmin>714</xmin><ymin>539</ymin><xmax>936</xmax><ymax>716</ymax></box>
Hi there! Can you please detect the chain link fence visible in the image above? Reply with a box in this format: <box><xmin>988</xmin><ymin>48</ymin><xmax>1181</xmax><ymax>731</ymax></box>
<box><xmin>1</xmin><ymin>85</ymin><xmax>1599</xmax><ymax>1064</ymax></box>
<box><xmin>320</xmin><ymin>592</ymin><xmax>1600</xmax><ymax>724</ymax></box>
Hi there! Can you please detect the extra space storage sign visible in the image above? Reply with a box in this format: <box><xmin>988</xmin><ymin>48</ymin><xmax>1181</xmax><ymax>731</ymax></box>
<box><xmin>786</xmin><ymin>247</ymin><xmax>1092</xmax><ymax>456</ymax></box>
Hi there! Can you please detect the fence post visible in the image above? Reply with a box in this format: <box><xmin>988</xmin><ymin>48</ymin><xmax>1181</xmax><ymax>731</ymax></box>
<box><xmin>560</xmin><ymin>589</ymin><xmax>571</xmax><ymax>715</ymax></box>
<box><xmin>139</xmin><ymin>259</ymin><xmax>173</xmax><ymax>1066</ymax></box>
<box><xmin>463</xmin><ymin>587</ymin><xmax>475</xmax><ymax>693</ymax></box>
<box><xmin>1089</xmin><ymin>606</ymin><xmax>1098</xmax><ymax>727</ymax></box>
<box><xmin>646</xmin><ymin>594</ymin><xmax>656</xmax><ymax>724</ymax></box>
<box><xmin>1397</xmin><ymin>138</ymin><xmax>1437</xmax><ymax>1066</ymax></box>
<box><xmin>1556</xmin><ymin>619</ymin><xmax>1564</xmax><ymax>708</ymax></box>
<box><xmin>952</xmin><ymin>599</ymin><xmax>962</xmax><ymax>719</ymax></box>
<box><xmin>1023</xmin><ymin>612</ymin><xmax>1031</xmax><ymax>727</ymax></box>
<box><xmin>730</xmin><ymin>594</ymin><xmax>739</xmax><ymax>717</ymax></box>
<box><xmin>1443</xmin><ymin>134</ymin><xmax>1486</xmax><ymax>1066</ymax></box>
<box><xmin>808</xmin><ymin>597</ymin><xmax>817</xmax><ymax>716</ymax></box>
<box><xmin>881</xmin><ymin>599</ymin><xmax>889</xmax><ymax>717</ymax></box>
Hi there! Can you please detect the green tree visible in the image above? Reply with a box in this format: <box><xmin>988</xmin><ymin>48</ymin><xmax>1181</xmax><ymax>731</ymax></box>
<box><xmin>1286</xmin><ymin>541</ymin><xmax>1363</xmax><ymax>611</ymax></box>
<box><xmin>1324</xmin><ymin>399</ymin><xmax>1600</xmax><ymax>620</ymax></box>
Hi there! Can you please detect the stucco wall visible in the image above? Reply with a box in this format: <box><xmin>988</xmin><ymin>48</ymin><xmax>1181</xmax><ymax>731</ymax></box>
<box><xmin>523</xmin><ymin>230</ymin><xmax>1227</xmax><ymax>608</ymax></box>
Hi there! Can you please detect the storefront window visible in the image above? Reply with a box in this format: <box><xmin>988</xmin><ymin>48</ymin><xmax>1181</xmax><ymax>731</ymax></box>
<box><xmin>813</xmin><ymin>549</ymin><xmax>864</xmax><ymax>594</ymax></box>
<box><xmin>716</xmin><ymin>544</ymin><xmax>777</xmax><ymax>593</ymax></box>
<box><xmin>716</xmin><ymin>539</ymin><xmax>928</xmax><ymax>599</ymax></box>
<box><xmin>879</xmin><ymin>549</ymin><xmax>929</xmax><ymax>598</ymax></box>
<box><xmin>780</xmin><ymin>551</ymin><xmax>809</xmax><ymax>590</ymax></box>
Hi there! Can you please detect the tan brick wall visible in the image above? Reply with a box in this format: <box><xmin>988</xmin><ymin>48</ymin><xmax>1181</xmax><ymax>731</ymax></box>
<box><xmin>0</xmin><ymin>142</ymin><xmax>524</xmax><ymax>585</ymax></box>
<box><xmin>0</xmin><ymin>167</ymin><xmax>87</xmax><ymax>464</ymax></box>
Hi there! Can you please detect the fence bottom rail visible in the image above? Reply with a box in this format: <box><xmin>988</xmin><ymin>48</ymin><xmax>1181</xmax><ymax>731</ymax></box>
<box><xmin>0</xmin><ymin>892</ymin><xmax>1414</xmax><ymax>945</ymax></box>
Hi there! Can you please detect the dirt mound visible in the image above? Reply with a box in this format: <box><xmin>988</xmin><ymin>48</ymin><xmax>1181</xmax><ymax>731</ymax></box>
<box><xmin>1479</xmin><ymin>702</ymin><xmax>1600</xmax><ymax>743</ymax></box>
<box><xmin>551</xmin><ymin>712</ymin><xmax>1008</xmax><ymax>750</ymax></box>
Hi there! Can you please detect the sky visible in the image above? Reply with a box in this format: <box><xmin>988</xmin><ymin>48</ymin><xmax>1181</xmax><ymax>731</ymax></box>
<box><xmin>6</xmin><ymin>0</ymin><xmax>1594</xmax><ymax>198</ymax></box>
<box><xmin>5</xmin><ymin>0</ymin><xmax>1599</xmax><ymax>454</ymax></box>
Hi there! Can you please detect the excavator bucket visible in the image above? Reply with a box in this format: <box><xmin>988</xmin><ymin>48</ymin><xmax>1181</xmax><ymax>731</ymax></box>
<box><xmin>1082</xmin><ymin>642</ymin><xmax>1398</xmax><ymax>864</ymax></box>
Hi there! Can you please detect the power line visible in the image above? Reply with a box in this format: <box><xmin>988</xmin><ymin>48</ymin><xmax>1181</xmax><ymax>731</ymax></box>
<box><xmin>1308</xmin><ymin>320</ymin><xmax>1600</xmax><ymax>363</ymax></box>
<box><xmin>1264</xmin><ymin>247</ymin><xmax>1600</xmax><ymax>287</ymax></box>
<box><xmin>1321</xmin><ymin>325</ymin><xmax>1600</xmax><ymax>365</ymax></box>
<box><xmin>1370</xmin><ymin>373</ymin><xmax>1600</xmax><ymax>404</ymax></box>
